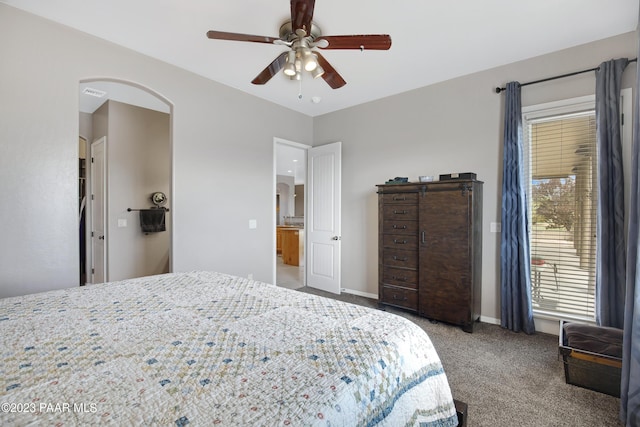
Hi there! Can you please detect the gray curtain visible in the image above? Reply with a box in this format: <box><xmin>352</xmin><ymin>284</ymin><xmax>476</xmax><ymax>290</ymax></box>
<box><xmin>500</xmin><ymin>81</ymin><xmax>535</xmax><ymax>334</ymax></box>
<box><xmin>595</xmin><ymin>58</ymin><xmax>629</xmax><ymax>328</ymax></box>
<box><xmin>620</xmin><ymin>22</ymin><xmax>640</xmax><ymax>426</ymax></box>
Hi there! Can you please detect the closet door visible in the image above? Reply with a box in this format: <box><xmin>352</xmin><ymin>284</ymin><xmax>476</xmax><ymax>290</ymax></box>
<box><xmin>418</xmin><ymin>182</ymin><xmax>473</xmax><ymax>328</ymax></box>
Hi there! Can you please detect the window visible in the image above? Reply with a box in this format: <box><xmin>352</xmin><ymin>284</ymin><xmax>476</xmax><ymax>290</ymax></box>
<box><xmin>523</xmin><ymin>96</ymin><xmax>597</xmax><ymax>321</ymax></box>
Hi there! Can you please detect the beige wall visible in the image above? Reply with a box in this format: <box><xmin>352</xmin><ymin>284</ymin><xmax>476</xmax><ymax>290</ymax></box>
<box><xmin>79</xmin><ymin>112</ymin><xmax>93</xmax><ymax>143</ymax></box>
<box><xmin>0</xmin><ymin>4</ymin><xmax>312</xmax><ymax>298</ymax></box>
<box><xmin>97</xmin><ymin>100</ymin><xmax>171</xmax><ymax>281</ymax></box>
<box><xmin>313</xmin><ymin>31</ymin><xmax>637</xmax><ymax>325</ymax></box>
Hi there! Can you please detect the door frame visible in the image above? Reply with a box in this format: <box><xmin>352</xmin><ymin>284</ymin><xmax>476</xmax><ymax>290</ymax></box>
<box><xmin>273</xmin><ymin>137</ymin><xmax>311</xmax><ymax>286</ymax></box>
<box><xmin>80</xmin><ymin>77</ymin><xmax>175</xmax><ymax>283</ymax></box>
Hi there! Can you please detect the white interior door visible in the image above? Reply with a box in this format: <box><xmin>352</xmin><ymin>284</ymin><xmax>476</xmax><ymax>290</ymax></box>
<box><xmin>306</xmin><ymin>141</ymin><xmax>341</xmax><ymax>294</ymax></box>
<box><xmin>90</xmin><ymin>137</ymin><xmax>107</xmax><ymax>284</ymax></box>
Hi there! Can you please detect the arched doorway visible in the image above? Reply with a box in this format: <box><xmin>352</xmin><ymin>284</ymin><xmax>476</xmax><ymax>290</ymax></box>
<box><xmin>79</xmin><ymin>79</ymin><xmax>173</xmax><ymax>284</ymax></box>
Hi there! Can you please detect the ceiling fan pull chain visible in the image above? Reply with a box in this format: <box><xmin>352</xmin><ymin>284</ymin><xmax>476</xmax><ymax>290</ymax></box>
<box><xmin>298</xmin><ymin>75</ymin><xmax>303</xmax><ymax>100</ymax></box>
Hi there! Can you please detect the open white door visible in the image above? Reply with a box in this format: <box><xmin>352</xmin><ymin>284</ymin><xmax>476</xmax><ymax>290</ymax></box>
<box><xmin>90</xmin><ymin>137</ymin><xmax>107</xmax><ymax>284</ymax></box>
<box><xmin>306</xmin><ymin>141</ymin><xmax>341</xmax><ymax>294</ymax></box>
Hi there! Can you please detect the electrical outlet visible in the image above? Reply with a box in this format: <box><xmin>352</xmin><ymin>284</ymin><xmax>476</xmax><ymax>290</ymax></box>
<box><xmin>490</xmin><ymin>222</ymin><xmax>501</xmax><ymax>233</ymax></box>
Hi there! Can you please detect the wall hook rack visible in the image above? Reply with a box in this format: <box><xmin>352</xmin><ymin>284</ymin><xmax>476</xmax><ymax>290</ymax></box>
<box><xmin>127</xmin><ymin>207</ymin><xmax>170</xmax><ymax>212</ymax></box>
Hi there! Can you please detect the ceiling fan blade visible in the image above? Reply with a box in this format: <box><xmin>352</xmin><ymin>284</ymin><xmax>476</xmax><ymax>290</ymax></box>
<box><xmin>206</xmin><ymin>30</ymin><xmax>280</xmax><ymax>44</ymax></box>
<box><xmin>251</xmin><ymin>52</ymin><xmax>289</xmax><ymax>85</ymax></box>
<box><xmin>316</xmin><ymin>34</ymin><xmax>392</xmax><ymax>50</ymax></box>
<box><xmin>315</xmin><ymin>52</ymin><xmax>346</xmax><ymax>89</ymax></box>
<box><xmin>290</xmin><ymin>0</ymin><xmax>315</xmax><ymax>36</ymax></box>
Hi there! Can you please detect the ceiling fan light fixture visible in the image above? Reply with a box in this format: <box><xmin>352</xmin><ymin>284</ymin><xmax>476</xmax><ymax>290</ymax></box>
<box><xmin>289</xmin><ymin>71</ymin><xmax>301</xmax><ymax>81</ymax></box>
<box><xmin>294</xmin><ymin>57</ymin><xmax>303</xmax><ymax>73</ymax></box>
<box><xmin>283</xmin><ymin>51</ymin><xmax>297</xmax><ymax>76</ymax></box>
<box><xmin>311</xmin><ymin>64</ymin><xmax>324</xmax><ymax>79</ymax></box>
<box><xmin>301</xmin><ymin>48</ymin><xmax>318</xmax><ymax>71</ymax></box>
<box><xmin>283</xmin><ymin>64</ymin><xmax>296</xmax><ymax>76</ymax></box>
<box><xmin>304</xmin><ymin>57</ymin><xmax>318</xmax><ymax>71</ymax></box>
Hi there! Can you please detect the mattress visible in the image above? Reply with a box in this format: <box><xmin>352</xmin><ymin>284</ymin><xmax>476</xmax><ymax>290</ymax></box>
<box><xmin>0</xmin><ymin>271</ymin><xmax>457</xmax><ymax>426</ymax></box>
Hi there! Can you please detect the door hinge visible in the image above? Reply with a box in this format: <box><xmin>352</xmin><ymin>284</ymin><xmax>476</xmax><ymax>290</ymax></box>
<box><xmin>91</xmin><ymin>194</ymin><xmax>94</xmax><ymax>200</ymax></box>
<box><xmin>622</xmin><ymin>113</ymin><xmax>625</xmax><ymax>126</ymax></box>
<box><xmin>91</xmin><ymin>268</ymin><xmax>95</xmax><ymax>274</ymax></box>
<box><xmin>91</xmin><ymin>231</ymin><xmax>94</xmax><ymax>237</ymax></box>
<box><xmin>91</xmin><ymin>157</ymin><xmax>94</xmax><ymax>163</ymax></box>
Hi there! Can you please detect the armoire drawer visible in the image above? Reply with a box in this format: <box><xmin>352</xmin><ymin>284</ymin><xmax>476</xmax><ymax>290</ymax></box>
<box><xmin>381</xmin><ymin>267</ymin><xmax>418</xmax><ymax>289</ymax></box>
<box><xmin>382</xmin><ymin>234</ymin><xmax>418</xmax><ymax>250</ymax></box>
<box><xmin>382</xmin><ymin>249</ymin><xmax>418</xmax><ymax>269</ymax></box>
<box><xmin>381</xmin><ymin>285</ymin><xmax>418</xmax><ymax>311</ymax></box>
<box><xmin>381</xmin><ymin>193</ymin><xmax>419</xmax><ymax>204</ymax></box>
<box><xmin>382</xmin><ymin>204</ymin><xmax>418</xmax><ymax>219</ymax></box>
<box><xmin>382</xmin><ymin>220</ymin><xmax>418</xmax><ymax>235</ymax></box>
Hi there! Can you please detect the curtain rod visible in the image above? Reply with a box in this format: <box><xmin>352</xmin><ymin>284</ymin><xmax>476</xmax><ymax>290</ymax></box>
<box><xmin>495</xmin><ymin>58</ymin><xmax>637</xmax><ymax>93</ymax></box>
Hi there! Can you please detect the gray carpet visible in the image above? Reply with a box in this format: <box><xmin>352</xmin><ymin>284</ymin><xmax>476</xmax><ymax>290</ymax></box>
<box><xmin>295</xmin><ymin>286</ymin><xmax>621</xmax><ymax>427</ymax></box>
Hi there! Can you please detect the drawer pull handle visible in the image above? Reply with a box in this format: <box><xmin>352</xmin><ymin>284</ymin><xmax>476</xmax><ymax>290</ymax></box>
<box><xmin>392</xmin><ymin>276</ymin><xmax>408</xmax><ymax>282</ymax></box>
<box><xmin>393</xmin><ymin>210</ymin><xmax>409</xmax><ymax>215</ymax></box>
<box><xmin>392</xmin><ymin>225</ymin><xmax>407</xmax><ymax>230</ymax></box>
<box><xmin>393</xmin><ymin>256</ymin><xmax>408</xmax><ymax>262</ymax></box>
<box><xmin>393</xmin><ymin>239</ymin><xmax>408</xmax><ymax>244</ymax></box>
<box><xmin>392</xmin><ymin>294</ymin><xmax>408</xmax><ymax>301</ymax></box>
<box><xmin>392</xmin><ymin>196</ymin><xmax>407</xmax><ymax>201</ymax></box>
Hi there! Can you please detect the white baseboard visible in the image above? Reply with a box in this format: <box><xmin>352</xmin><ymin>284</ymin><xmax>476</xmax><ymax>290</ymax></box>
<box><xmin>480</xmin><ymin>315</ymin><xmax>501</xmax><ymax>325</ymax></box>
<box><xmin>341</xmin><ymin>288</ymin><xmax>378</xmax><ymax>300</ymax></box>
<box><xmin>480</xmin><ymin>315</ymin><xmax>560</xmax><ymax>335</ymax></box>
<box><xmin>339</xmin><ymin>296</ymin><xmax>558</xmax><ymax>335</ymax></box>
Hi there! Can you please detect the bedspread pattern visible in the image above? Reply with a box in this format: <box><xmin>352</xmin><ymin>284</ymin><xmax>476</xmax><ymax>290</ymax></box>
<box><xmin>0</xmin><ymin>272</ymin><xmax>457</xmax><ymax>426</ymax></box>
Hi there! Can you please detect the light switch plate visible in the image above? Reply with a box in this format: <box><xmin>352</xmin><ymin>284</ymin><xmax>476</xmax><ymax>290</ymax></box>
<box><xmin>118</xmin><ymin>218</ymin><xmax>127</xmax><ymax>228</ymax></box>
<box><xmin>490</xmin><ymin>222</ymin><xmax>501</xmax><ymax>233</ymax></box>
<box><xmin>249</xmin><ymin>219</ymin><xmax>257</xmax><ymax>229</ymax></box>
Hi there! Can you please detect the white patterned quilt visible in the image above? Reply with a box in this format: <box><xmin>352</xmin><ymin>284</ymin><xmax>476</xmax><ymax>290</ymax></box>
<box><xmin>0</xmin><ymin>272</ymin><xmax>457</xmax><ymax>426</ymax></box>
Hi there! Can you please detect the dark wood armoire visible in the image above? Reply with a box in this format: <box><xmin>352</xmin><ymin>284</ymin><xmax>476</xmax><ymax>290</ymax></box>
<box><xmin>377</xmin><ymin>179</ymin><xmax>483</xmax><ymax>332</ymax></box>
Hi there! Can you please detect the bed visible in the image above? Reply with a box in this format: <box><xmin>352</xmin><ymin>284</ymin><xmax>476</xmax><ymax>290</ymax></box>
<box><xmin>0</xmin><ymin>271</ymin><xmax>458</xmax><ymax>426</ymax></box>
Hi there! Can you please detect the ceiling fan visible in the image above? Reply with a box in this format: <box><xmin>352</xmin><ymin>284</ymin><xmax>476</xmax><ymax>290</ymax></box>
<box><xmin>206</xmin><ymin>0</ymin><xmax>391</xmax><ymax>89</ymax></box>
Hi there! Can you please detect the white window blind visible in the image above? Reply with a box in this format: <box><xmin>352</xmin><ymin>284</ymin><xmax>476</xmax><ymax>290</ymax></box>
<box><xmin>523</xmin><ymin>98</ymin><xmax>597</xmax><ymax>321</ymax></box>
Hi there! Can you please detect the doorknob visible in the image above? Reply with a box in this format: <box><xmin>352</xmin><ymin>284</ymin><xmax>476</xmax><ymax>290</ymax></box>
<box><xmin>331</xmin><ymin>236</ymin><xmax>341</xmax><ymax>241</ymax></box>
<box><xmin>98</xmin><ymin>235</ymin><xmax>105</xmax><ymax>240</ymax></box>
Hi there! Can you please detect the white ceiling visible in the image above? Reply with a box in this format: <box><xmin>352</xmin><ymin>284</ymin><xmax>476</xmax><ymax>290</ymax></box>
<box><xmin>3</xmin><ymin>0</ymin><xmax>638</xmax><ymax>117</ymax></box>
